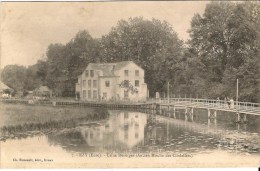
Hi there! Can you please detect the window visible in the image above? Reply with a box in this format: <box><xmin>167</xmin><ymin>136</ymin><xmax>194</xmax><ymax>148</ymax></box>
<box><xmin>93</xmin><ymin>80</ymin><xmax>97</xmax><ymax>88</ymax></box>
<box><xmin>135</xmin><ymin>80</ymin><xmax>139</xmax><ymax>87</ymax></box>
<box><xmin>88</xmin><ymin>80</ymin><xmax>91</xmax><ymax>87</ymax></box>
<box><xmin>90</xmin><ymin>70</ymin><xmax>94</xmax><ymax>77</ymax></box>
<box><xmin>85</xmin><ymin>70</ymin><xmax>89</xmax><ymax>77</ymax></box>
<box><xmin>103</xmin><ymin>92</ymin><xmax>107</xmax><ymax>100</ymax></box>
<box><xmin>124</xmin><ymin>124</ymin><xmax>129</xmax><ymax>130</ymax></box>
<box><xmin>124</xmin><ymin>70</ymin><xmax>129</xmax><ymax>76</ymax></box>
<box><xmin>124</xmin><ymin>90</ymin><xmax>129</xmax><ymax>98</ymax></box>
<box><xmin>105</xmin><ymin>80</ymin><xmax>110</xmax><ymax>87</ymax></box>
<box><xmin>135</xmin><ymin>70</ymin><xmax>139</xmax><ymax>76</ymax></box>
<box><xmin>135</xmin><ymin>132</ymin><xmax>139</xmax><ymax>139</ymax></box>
<box><xmin>83</xmin><ymin>80</ymin><xmax>86</xmax><ymax>87</ymax></box>
<box><xmin>93</xmin><ymin>90</ymin><xmax>97</xmax><ymax>99</ymax></box>
<box><xmin>88</xmin><ymin>90</ymin><xmax>91</xmax><ymax>98</ymax></box>
<box><xmin>83</xmin><ymin>90</ymin><xmax>86</xmax><ymax>98</ymax></box>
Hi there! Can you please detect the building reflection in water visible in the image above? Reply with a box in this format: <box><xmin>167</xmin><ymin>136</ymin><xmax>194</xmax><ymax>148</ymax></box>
<box><xmin>47</xmin><ymin>110</ymin><xmax>259</xmax><ymax>155</ymax></box>
<box><xmin>49</xmin><ymin>110</ymin><xmax>148</xmax><ymax>152</ymax></box>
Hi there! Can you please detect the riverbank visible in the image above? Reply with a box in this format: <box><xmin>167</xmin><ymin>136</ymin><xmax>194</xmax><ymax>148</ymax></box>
<box><xmin>0</xmin><ymin>103</ymin><xmax>109</xmax><ymax>141</ymax></box>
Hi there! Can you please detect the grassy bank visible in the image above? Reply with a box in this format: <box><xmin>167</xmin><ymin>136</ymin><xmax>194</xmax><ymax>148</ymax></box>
<box><xmin>0</xmin><ymin>103</ymin><xmax>108</xmax><ymax>126</ymax></box>
<box><xmin>0</xmin><ymin>103</ymin><xmax>109</xmax><ymax>139</ymax></box>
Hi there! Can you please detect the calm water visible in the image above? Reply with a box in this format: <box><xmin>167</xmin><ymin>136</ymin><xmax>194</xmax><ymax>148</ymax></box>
<box><xmin>1</xmin><ymin>108</ymin><xmax>260</xmax><ymax>164</ymax></box>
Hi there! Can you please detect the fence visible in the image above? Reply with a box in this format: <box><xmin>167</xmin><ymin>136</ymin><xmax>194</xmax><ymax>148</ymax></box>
<box><xmin>154</xmin><ymin>98</ymin><xmax>260</xmax><ymax>111</ymax></box>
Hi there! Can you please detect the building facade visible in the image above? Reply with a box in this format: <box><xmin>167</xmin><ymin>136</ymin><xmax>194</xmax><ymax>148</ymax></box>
<box><xmin>75</xmin><ymin>61</ymin><xmax>148</xmax><ymax>102</ymax></box>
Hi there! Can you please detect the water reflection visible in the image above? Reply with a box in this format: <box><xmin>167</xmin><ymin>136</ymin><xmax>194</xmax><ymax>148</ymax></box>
<box><xmin>1</xmin><ymin>110</ymin><xmax>260</xmax><ymax>155</ymax></box>
<box><xmin>48</xmin><ymin>111</ymin><xmax>147</xmax><ymax>153</ymax></box>
<box><xmin>45</xmin><ymin>110</ymin><xmax>259</xmax><ymax>156</ymax></box>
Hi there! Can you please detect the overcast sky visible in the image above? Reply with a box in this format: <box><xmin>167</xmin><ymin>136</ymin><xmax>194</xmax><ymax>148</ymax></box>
<box><xmin>1</xmin><ymin>1</ymin><xmax>208</xmax><ymax>68</ymax></box>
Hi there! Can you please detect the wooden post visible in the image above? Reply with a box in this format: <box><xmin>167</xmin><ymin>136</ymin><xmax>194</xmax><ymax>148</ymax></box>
<box><xmin>244</xmin><ymin>114</ymin><xmax>247</xmax><ymax>122</ymax></box>
<box><xmin>167</xmin><ymin>82</ymin><xmax>170</xmax><ymax>104</ymax></box>
<box><xmin>237</xmin><ymin>113</ymin><xmax>240</xmax><ymax>123</ymax></box>
<box><xmin>191</xmin><ymin>108</ymin><xmax>194</xmax><ymax>121</ymax></box>
<box><xmin>236</xmin><ymin>79</ymin><xmax>239</xmax><ymax>110</ymax></box>
<box><xmin>173</xmin><ymin>106</ymin><xmax>176</xmax><ymax>118</ymax></box>
<box><xmin>168</xmin><ymin>105</ymin><xmax>171</xmax><ymax>117</ymax></box>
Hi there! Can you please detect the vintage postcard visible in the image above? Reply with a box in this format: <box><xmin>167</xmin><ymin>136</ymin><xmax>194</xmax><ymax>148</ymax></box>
<box><xmin>0</xmin><ymin>1</ymin><xmax>259</xmax><ymax>168</ymax></box>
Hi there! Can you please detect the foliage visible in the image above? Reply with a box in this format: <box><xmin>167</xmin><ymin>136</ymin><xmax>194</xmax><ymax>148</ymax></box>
<box><xmin>119</xmin><ymin>80</ymin><xmax>138</xmax><ymax>94</ymax></box>
<box><xmin>187</xmin><ymin>2</ymin><xmax>260</xmax><ymax>102</ymax></box>
<box><xmin>1</xmin><ymin>65</ymin><xmax>27</xmax><ymax>92</ymax></box>
<box><xmin>1</xmin><ymin>3</ymin><xmax>259</xmax><ymax>102</ymax></box>
<box><xmin>45</xmin><ymin>31</ymin><xmax>99</xmax><ymax>96</ymax></box>
<box><xmin>100</xmin><ymin>17</ymin><xmax>184</xmax><ymax>95</ymax></box>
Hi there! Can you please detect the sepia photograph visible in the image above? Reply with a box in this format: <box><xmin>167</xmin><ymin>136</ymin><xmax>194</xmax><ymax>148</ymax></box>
<box><xmin>0</xmin><ymin>1</ymin><xmax>259</xmax><ymax>168</ymax></box>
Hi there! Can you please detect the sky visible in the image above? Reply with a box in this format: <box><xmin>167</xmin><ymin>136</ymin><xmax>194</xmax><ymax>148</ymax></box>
<box><xmin>1</xmin><ymin>1</ymin><xmax>208</xmax><ymax>68</ymax></box>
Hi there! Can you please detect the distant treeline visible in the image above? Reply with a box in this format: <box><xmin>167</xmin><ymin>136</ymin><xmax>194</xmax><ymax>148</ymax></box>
<box><xmin>1</xmin><ymin>2</ymin><xmax>259</xmax><ymax>102</ymax></box>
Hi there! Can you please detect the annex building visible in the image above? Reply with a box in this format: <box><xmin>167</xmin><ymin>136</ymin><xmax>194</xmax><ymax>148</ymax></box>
<box><xmin>75</xmin><ymin>61</ymin><xmax>148</xmax><ymax>102</ymax></box>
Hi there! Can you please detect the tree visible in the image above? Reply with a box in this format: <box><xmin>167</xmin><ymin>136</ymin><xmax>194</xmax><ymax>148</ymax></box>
<box><xmin>23</xmin><ymin>64</ymin><xmax>42</xmax><ymax>91</ymax></box>
<box><xmin>45</xmin><ymin>30</ymin><xmax>100</xmax><ymax>96</ymax></box>
<box><xmin>100</xmin><ymin>17</ymin><xmax>184</xmax><ymax>96</ymax></box>
<box><xmin>188</xmin><ymin>2</ymin><xmax>260</xmax><ymax>102</ymax></box>
<box><xmin>1</xmin><ymin>65</ymin><xmax>27</xmax><ymax>92</ymax></box>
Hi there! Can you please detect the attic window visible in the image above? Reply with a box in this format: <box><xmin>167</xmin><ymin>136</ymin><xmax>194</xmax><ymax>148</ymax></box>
<box><xmin>105</xmin><ymin>81</ymin><xmax>110</xmax><ymax>87</ymax></box>
<box><xmin>90</xmin><ymin>70</ymin><xmax>94</xmax><ymax>77</ymax></box>
<box><xmin>135</xmin><ymin>70</ymin><xmax>139</xmax><ymax>76</ymax></box>
<box><xmin>85</xmin><ymin>70</ymin><xmax>89</xmax><ymax>77</ymax></box>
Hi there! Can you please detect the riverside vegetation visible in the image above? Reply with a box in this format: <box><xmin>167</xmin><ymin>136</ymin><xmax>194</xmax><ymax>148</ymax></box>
<box><xmin>0</xmin><ymin>103</ymin><xmax>109</xmax><ymax>141</ymax></box>
<box><xmin>0</xmin><ymin>2</ymin><xmax>259</xmax><ymax>102</ymax></box>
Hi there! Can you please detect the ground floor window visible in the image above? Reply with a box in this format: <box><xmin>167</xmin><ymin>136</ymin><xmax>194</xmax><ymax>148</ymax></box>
<box><xmin>102</xmin><ymin>92</ymin><xmax>107</xmax><ymax>100</ymax></box>
<box><xmin>135</xmin><ymin>80</ymin><xmax>139</xmax><ymax>87</ymax></box>
<box><xmin>83</xmin><ymin>90</ymin><xmax>86</xmax><ymax>98</ymax></box>
<box><xmin>93</xmin><ymin>80</ymin><xmax>97</xmax><ymax>88</ymax></box>
<box><xmin>93</xmin><ymin>90</ymin><xmax>97</xmax><ymax>99</ymax></box>
<box><xmin>124</xmin><ymin>90</ymin><xmax>129</xmax><ymax>98</ymax></box>
<box><xmin>135</xmin><ymin>132</ymin><xmax>139</xmax><ymax>139</ymax></box>
<box><xmin>88</xmin><ymin>90</ymin><xmax>91</xmax><ymax>98</ymax></box>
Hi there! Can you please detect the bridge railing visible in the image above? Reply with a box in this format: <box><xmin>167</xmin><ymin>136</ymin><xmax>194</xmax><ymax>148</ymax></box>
<box><xmin>157</xmin><ymin>98</ymin><xmax>260</xmax><ymax>111</ymax></box>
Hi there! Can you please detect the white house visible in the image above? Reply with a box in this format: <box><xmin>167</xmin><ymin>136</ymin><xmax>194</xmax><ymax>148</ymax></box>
<box><xmin>75</xmin><ymin>61</ymin><xmax>148</xmax><ymax>102</ymax></box>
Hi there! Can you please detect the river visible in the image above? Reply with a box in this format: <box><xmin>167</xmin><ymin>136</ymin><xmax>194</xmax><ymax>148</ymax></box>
<box><xmin>1</xmin><ymin>108</ymin><xmax>260</xmax><ymax>167</ymax></box>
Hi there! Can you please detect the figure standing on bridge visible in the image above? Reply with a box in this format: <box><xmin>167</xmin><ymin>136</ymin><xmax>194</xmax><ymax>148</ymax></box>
<box><xmin>230</xmin><ymin>98</ymin><xmax>234</xmax><ymax>109</ymax></box>
<box><xmin>224</xmin><ymin>97</ymin><xmax>227</xmax><ymax>108</ymax></box>
<box><xmin>216</xmin><ymin>97</ymin><xmax>220</xmax><ymax>106</ymax></box>
<box><xmin>227</xmin><ymin>97</ymin><xmax>231</xmax><ymax>109</ymax></box>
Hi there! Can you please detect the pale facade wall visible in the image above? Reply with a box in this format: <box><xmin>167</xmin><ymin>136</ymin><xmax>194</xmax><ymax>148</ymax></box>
<box><xmin>114</xmin><ymin>62</ymin><xmax>147</xmax><ymax>101</ymax></box>
<box><xmin>99</xmin><ymin>77</ymin><xmax>118</xmax><ymax>100</ymax></box>
<box><xmin>76</xmin><ymin>62</ymin><xmax>147</xmax><ymax>102</ymax></box>
<box><xmin>80</xmin><ymin>66</ymin><xmax>99</xmax><ymax>101</ymax></box>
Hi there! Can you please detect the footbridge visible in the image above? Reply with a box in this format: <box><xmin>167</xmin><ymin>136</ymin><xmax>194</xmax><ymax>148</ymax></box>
<box><xmin>148</xmin><ymin>98</ymin><xmax>260</xmax><ymax>123</ymax></box>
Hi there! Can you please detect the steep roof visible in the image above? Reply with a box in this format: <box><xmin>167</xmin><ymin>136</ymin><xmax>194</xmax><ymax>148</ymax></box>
<box><xmin>86</xmin><ymin>61</ymin><xmax>136</xmax><ymax>77</ymax></box>
<box><xmin>114</xmin><ymin>61</ymin><xmax>133</xmax><ymax>70</ymax></box>
<box><xmin>88</xmin><ymin>63</ymin><xmax>116</xmax><ymax>77</ymax></box>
